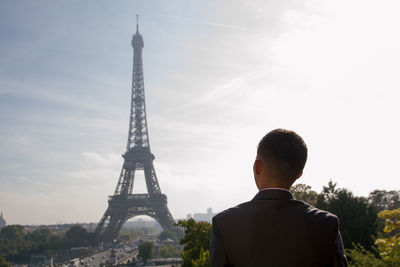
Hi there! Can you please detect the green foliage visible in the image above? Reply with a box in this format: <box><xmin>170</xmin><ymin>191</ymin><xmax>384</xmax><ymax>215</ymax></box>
<box><xmin>346</xmin><ymin>244</ymin><xmax>385</xmax><ymax>267</ymax></box>
<box><xmin>158</xmin><ymin>245</ymin><xmax>180</xmax><ymax>258</ymax></box>
<box><xmin>65</xmin><ymin>225</ymin><xmax>92</xmax><ymax>247</ymax></box>
<box><xmin>0</xmin><ymin>258</ymin><xmax>10</xmax><ymax>267</ymax></box>
<box><xmin>375</xmin><ymin>208</ymin><xmax>400</xmax><ymax>265</ymax></box>
<box><xmin>290</xmin><ymin>183</ymin><xmax>318</xmax><ymax>206</ymax></box>
<box><xmin>191</xmin><ymin>248</ymin><xmax>210</xmax><ymax>267</ymax></box>
<box><xmin>138</xmin><ymin>241</ymin><xmax>154</xmax><ymax>261</ymax></box>
<box><xmin>347</xmin><ymin>208</ymin><xmax>400</xmax><ymax>266</ymax></box>
<box><xmin>159</xmin><ymin>229</ymin><xmax>178</xmax><ymax>242</ymax></box>
<box><xmin>26</xmin><ymin>227</ymin><xmax>51</xmax><ymax>243</ymax></box>
<box><xmin>47</xmin><ymin>234</ymin><xmax>65</xmax><ymax>250</ymax></box>
<box><xmin>0</xmin><ymin>225</ymin><xmax>31</xmax><ymax>259</ymax></box>
<box><xmin>368</xmin><ymin>190</ymin><xmax>400</xmax><ymax>212</ymax></box>
<box><xmin>176</xmin><ymin>219</ymin><xmax>211</xmax><ymax>267</ymax></box>
<box><xmin>0</xmin><ymin>224</ymin><xmax>92</xmax><ymax>262</ymax></box>
<box><xmin>25</xmin><ymin>228</ymin><xmax>55</xmax><ymax>252</ymax></box>
<box><xmin>315</xmin><ymin>181</ymin><xmax>378</xmax><ymax>249</ymax></box>
<box><xmin>0</xmin><ymin>225</ymin><xmax>25</xmax><ymax>240</ymax></box>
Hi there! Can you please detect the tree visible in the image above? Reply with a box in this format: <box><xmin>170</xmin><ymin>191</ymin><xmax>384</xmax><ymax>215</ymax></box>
<box><xmin>65</xmin><ymin>225</ymin><xmax>90</xmax><ymax>247</ymax></box>
<box><xmin>290</xmin><ymin>183</ymin><xmax>318</xmax><ymax>206</ymax></box>
<box><xmin>318</xmin><ymin>180</ymin><xmax>339</xmax><ymax>203</ymax></box>
<box><xmin>48</xmin><ymin>234</ymin><xmax>64</xmax><ymax>250</ymax></box>
<box><xmin>374</xmin><ymin>208</ymin><xmax>400</xmax><ymax>265</ymax></box>
<box><xmin>0</xmin><ymin>225</ymin><xmax>30</xmax><ymax>258</ymax></box>
<box><xmin>138</xmin><ymin>241</ymin><xmax>154</xmax><ymax>262</ymax></box>
<box><xmin>158</xmin><ymin>229</ymin><xmax>178</xmax><ymax>242</ymax></box>
<box><xmin>316</xmin><ymin>181</ymin><xmax>378</xmax><ymax>249</ymax></box>
<box><xmin>368</xmin><ymin>190</ymin><xmax>400</xmax><ymax>212</ymax></box>
<box><xmin>0</xmin><ymin>224</ymin><xmax>94</xmax><ymax>262</ymax></box>
<box><xmin>176</xmin><ymin>219</ymin><xmax>212</xmax><ymax>267</ymax></box>
<box><xmin>0</xmin><ymin>225</ymin><xmax>25</xmax><ymax>240</ymax></box>
<box><xmin>347</xmin><ymin>208</ymin><xmax>400</xmax><ymax>266</ymax></box>
<box><xmin>0</xmin><ymin>258</ymin><xmax>10</xmax><ymax>267</ymax></box>
<box><xmin>26</xmin><ymin>228</ymin><xmax>53</xmax><ymax>251</ymax></box>
<box><xmin>192</xmin><ymin>248</ymin><xmax>210</xmax><ymax>267</ymax></box>
<box><xmin>158</xmin><ymin>245</ymin><xmax>180</xmax><ymax>258</ymax></box>
<box><xmin>346</xmin><ymin>244</ymin><xmax>386</xmax><ymax>267</ymax></box>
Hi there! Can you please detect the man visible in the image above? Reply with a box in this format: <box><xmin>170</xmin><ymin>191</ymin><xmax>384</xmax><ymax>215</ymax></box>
<box><xmin>210</xmin><ymin>129</ymin><xmax>347</xmax><ymax>267</ymax></box>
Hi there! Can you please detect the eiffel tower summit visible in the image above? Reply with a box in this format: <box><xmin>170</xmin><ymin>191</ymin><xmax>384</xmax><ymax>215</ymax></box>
<box><xmin>94</xmin><ymin>16</ymin><xmax>175</xmax><ymax>243</ymax></box>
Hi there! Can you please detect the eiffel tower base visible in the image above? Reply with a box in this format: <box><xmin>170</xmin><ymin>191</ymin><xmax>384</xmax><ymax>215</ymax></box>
<box><xmin>95</xmin><ymin>193</ymin><xmax>175</xmax><ymax>243</ymax></box>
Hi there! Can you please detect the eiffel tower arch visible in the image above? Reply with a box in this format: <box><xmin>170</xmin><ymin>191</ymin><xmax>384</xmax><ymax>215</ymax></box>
<box><xmin>94</xmin><ymin>17</ymin><xmax>175</xmax><ymax>243</ymax></box>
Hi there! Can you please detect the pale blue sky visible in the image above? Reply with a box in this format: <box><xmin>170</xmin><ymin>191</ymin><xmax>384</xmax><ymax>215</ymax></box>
<box><xmin>1</xmin><ymin>0</ymin><xmax>400</xmax><ymax>224</ymax></box>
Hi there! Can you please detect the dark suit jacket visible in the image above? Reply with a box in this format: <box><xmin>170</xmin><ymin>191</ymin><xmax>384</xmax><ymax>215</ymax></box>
<box><xmin>210</xmin><ymin>189</ymin><xmax>348</xmax><ymax>267</ymax></box>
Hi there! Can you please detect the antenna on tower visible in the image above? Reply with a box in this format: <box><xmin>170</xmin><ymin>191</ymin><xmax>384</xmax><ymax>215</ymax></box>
<box><xmin>136</xmin><ymin>14</ymin><xmax>139</xmax><ymax>33</ymax></box>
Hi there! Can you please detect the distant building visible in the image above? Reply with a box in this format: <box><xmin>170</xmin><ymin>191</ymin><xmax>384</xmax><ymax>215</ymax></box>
<box><xmin>188</xmin><ymin>208</ymin><xmax>216</xmax><ymax>223</ymax></box>
<box><xmin>0</xmin><ymin>211</ymin><xmax>6</xmax><ymax>229</ymax></box>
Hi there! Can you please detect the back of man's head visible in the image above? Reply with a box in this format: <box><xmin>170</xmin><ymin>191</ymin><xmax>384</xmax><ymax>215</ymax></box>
<box><xmin>257</xmin><ymin>128</ymin><xmax>308</xmax><ymax>185</ymax></box>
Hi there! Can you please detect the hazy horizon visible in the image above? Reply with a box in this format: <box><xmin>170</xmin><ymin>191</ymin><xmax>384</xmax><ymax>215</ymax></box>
<box><xmin>1</xmin><ymin>0</ymin><xmax>400</xmax><ymax>225</ymax></box>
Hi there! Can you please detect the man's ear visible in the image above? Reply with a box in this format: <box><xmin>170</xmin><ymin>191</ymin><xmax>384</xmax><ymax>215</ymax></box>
<box><xmin>295</xmin><ymin>171</ymin><xmax>303</xmax><ymax>180</ymax></box>
<box><xmin>253</xmin><ymin>159</ymin><xmax>263</xmax><ymax>175</ymax></box>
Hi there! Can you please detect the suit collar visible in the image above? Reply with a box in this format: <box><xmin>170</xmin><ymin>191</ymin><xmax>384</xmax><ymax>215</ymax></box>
<box><xmin>252</xmin><ymin>188</ymin><xmax>294</xmax><ymax>201</ymax></box>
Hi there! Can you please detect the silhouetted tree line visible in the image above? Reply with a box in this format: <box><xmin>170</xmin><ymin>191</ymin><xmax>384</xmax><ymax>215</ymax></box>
<box><xmin>0</xmin><ymin>225</ymin><xmax>94</xmax><ymax>263</ymax></box>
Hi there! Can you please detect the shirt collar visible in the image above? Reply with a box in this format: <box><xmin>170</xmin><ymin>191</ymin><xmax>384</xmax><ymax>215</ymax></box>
<box><xmin>252</xmin><ymin>188</ymin><xmax>294</xmax><ymax>201</ymax></box>
<box><xmin>259</xmin><ymin>187</ymin><xmax>290</xmax><ymax>193</ymax></box>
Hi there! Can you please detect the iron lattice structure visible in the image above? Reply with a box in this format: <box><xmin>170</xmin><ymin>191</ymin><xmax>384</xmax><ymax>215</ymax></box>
<box><xmin>94</xmin><ymin>19</ymin><xmax>175</xmax><ymax>243</ymax></box>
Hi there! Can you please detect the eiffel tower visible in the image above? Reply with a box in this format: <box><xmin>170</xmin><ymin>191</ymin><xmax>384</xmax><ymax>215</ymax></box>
<box><xmin>94</xmin><ymin>16</ymin><xmax>175</xmax><ymax>243</ymax></box>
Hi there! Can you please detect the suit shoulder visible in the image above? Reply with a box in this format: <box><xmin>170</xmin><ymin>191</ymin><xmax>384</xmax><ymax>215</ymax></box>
<box><xmin>297</xmin><ymin>201</ymin><xmax>339</xmax><ymax>225</ymax></box>
<box><xmin>213</xmin><ymin>201</ymin><xmax>253</xmax><ymax>223</ymax></box>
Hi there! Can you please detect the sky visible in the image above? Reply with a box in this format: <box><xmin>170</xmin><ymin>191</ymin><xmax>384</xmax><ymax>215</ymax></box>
<box><xmin>0</xmin><ymin>0</ymin><xmax>399</xmax><ymax>225</ymax></box>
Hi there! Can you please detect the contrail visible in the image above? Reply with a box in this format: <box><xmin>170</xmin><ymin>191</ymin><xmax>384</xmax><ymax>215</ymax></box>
<box><xmin>164</xmin><ymin>68</ymin><xmax>269</xmax><ymax>114</ymax></box>
<box><xmin>152</xmin><ymin>13</ymin><xmax>277</xmax><ymax>35</ymax></box>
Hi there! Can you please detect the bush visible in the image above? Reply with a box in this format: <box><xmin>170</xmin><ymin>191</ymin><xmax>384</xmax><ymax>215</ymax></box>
<box><xmin>347</xmin><ymin>208</ymin><xmax>400</xmax><ymax>266</ymax></box>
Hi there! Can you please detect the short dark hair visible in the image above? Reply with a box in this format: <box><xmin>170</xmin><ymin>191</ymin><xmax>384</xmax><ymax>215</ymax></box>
<box><xmin>257</xmin><ymin>128</ymin><xmax>307</xmax><ymax>182</ymax></box>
